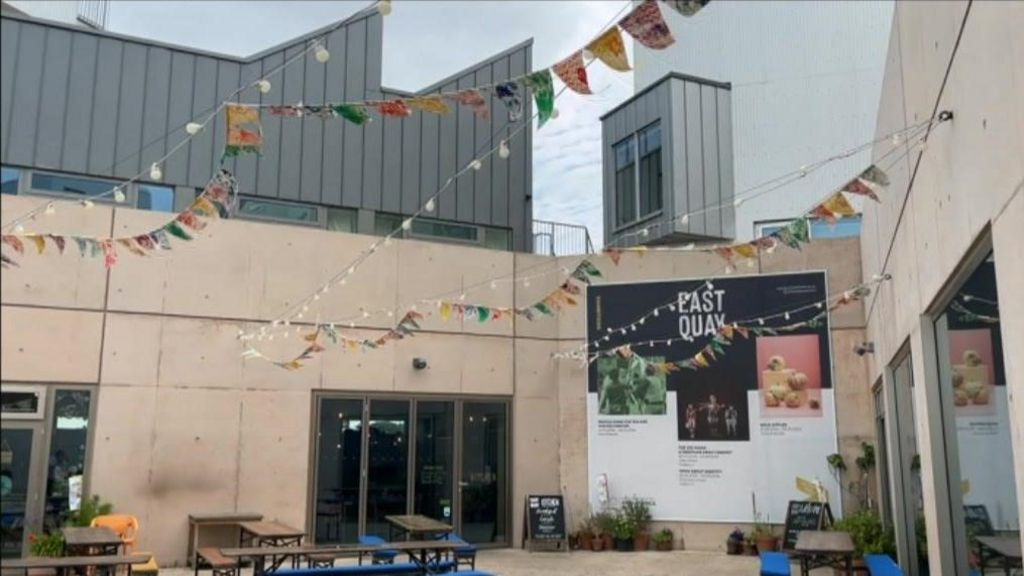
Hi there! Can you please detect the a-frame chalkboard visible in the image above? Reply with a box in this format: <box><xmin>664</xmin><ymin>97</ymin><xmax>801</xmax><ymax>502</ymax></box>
<box><xmin>522</xmin><ymin>494</ymin><xmax>568</xmax><ymax>552</ymax></box>
<box><xmin>782</xmin><ymin>500</ymin><xmax>834</xmax><ymax>550</ymax></box>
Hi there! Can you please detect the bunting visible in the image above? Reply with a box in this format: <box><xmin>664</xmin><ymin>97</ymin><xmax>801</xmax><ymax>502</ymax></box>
<box><xmin>374</xmin><ymin>100</ymin><xmax>414</xmax><ymax>117</ymax></box>
<box><xmin>495</xmin><ymin>81</ymin><xmax>525</xmax><ymax>122</ymax></box>
<box><xmin>525</xmin><ymin>70</ymin><xmax>555</xmax><ymax>128</ymax></box>
<box><xmin>334</xmin><ymin>104</ymin><xmax>371</xmax><ymax>125</ymax></box>
<box><xmin>224</xmin><ymin>104</ymin><xmax>263</xmax><ymax>157</ymax></box>
<box><xmin>0</xmin><ymin>170</ymin><xmax>236</xmax><ymax>269</ymax></box>
<box><xmin>661</xmin><ymin>0</ymin><xmax>711</xmax><ymax>17</ymax></box>
<box><xmin>619</xmin><ymin>1</ymin><xmax>676</xmax><ymax>50</ymax></box>
<box><xmin>587</xmin><ymin>27</ymin><xmax>631</xmax><ymax>72</ymax></box>
<box><xmin>447</xmin><ymin>89</ymin><xmax>490</xmax><ymax>119</ymax></box>
<box><xmin>552</xmin><ymin>51</ymin><xmax>592</xmax><ymax>95</ymax></box>
<box><xmin>407</xmin><ymin>96</ymin><xmax>451</xmax><ymax>115</ymax></box>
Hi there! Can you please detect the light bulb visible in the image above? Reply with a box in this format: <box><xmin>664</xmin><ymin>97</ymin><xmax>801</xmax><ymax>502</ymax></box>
<box><xmin>784</xmin><ymin>312</ymin><xmax>791</xmax><ymax>320</ymax></box>
<box><xmin>498</xmin><ymin>140</ymin><xmax>510</xmax><ymax>159</ymax></box>
<box><xmin>402</xmin><ymin>219</ymin><xmax>412</xmax><ymax>230</ymax></box>
<box><xmin>186</xmin><ymin>122</ymin><xmax>203</xmax><ymax>135</ymax></box>
<box><xmin>640</xmin><ymin>228</ymin><xmax>649</xmax><ymax>237</ymax></box>
<box><xmin>734</xmin><ymin>197</ymin><xmax>745</xmax><ymax>207</ymax></box>
<box><xmin>470</xmin><ymin>159</ymin><xmax>482</xmax><ymax>171</ymax></box>
<box><xmin>44</xmin><ymin>203</ymin><xmax>56</xmax><ymax>216</ymax></box>
<box><xmin>314</xmin><ymin>44</ymin><xmax>330</xmax><ymax>63</ymax></box>
<box><xmin>384</xmin><ymin>236</ymin><xmax>393</xmax><ymax>246</ymax></box>
<box><xmin>376</xmin><ymin>0</ymin><xmax>392</xmax><ymax>15</ymax></box>
<box><xmin>680</xmin><ymin>214</ymin><xmax>689</xmax><ymax>226</ymax></box>
<box><xmin>425</xmin><ymin>198</ymin><xmax>436</xmax><ymax>212</ymax></box>
<box><xmin>758</xmin><ymin>318</ymin><xmax>765</xmax><ymax>326</ymax></box>
<box><xmin>550</xmin><ymin>108</ymin><xmax>560</xmax><ymax>119</ymax></box>
<box><xmin>653</xmin><ymin>309</ymin><xmax>659</xmax><ymax>317</ymax></box>
<box><xmin>113</xmin><ymin>187</ymin><xmax>126</xmax><ymax>203</ymax></box>
<box><xmin>257</xmin><ymin>79</ymin><xmax>272</xmax><ymax>94</ymax></box>
<box><xmin>799</xmin><ymin>165</ymin><xmax>809</xmax><ymax>177</ymax></box>
<box><xmin>706</xmin><ymin>281</ymin><xmax>714</xmax><ymax>290</ymax></box>
<box><xmin>14</xmin><ymin>224</ymin><xmax>24</xmax><ymax>233</ymax></box>
<box><xmin>150</xmin><ymin>162</ymin><xmax>163</xmax><ymax>181</ymax></box>
<box><xmin>490</xmin><ymin>280</ymin><xmax>497</xmax><ymax>289</ymax></box>
<box><xmin>362</xmin><ymin>311</ymin><xmax>370</xmax><ymax>318</ymax></box>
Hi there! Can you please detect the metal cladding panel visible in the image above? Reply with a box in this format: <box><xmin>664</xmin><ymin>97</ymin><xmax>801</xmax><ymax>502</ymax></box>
<box><xmin>1</xmin><ymin>12</ymin><xmax>533</xmax><ymax>249</ymax></box>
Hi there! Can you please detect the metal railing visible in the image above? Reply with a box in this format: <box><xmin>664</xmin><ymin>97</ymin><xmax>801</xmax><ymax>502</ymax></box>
<box><xmin>77</xmin><ymin>0</ymin><xmax>109</xmax><ymax>29</ymax></box>
<box><xmin>532</xmin><ymin>219</ymin><xmax>595</xmax><ymax>256</ymax></box>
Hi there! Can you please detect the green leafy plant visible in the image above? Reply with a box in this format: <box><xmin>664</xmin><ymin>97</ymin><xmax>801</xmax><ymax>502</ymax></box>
<box><xmin>620</xmin><ymin>497</ymin><xmax>653</xmax><ymax>533</ymax></box>
<box><xmin>612</xmin><ymin>515</ymin><xmax>636</xmax><ymax>540</ymax></box>
<box><xmin>653</xmin><ymin>528</ymin><xmax>673</xmax><ymax>544</ymax></box>
<box><xmin>855</xmin><ymin>442</ymin><xmax>875</xmax><ymax>472</ymax></box>
<box><xmin>752</xmin><ymin>513</ymin><xmax>773</xmax><ymax>538</ymax></box>
<box><xmin>592</xmin><ymin>511</ymin><xmax>617</xmax><ymax>536</ymax></box>
<box><xmin>29</xmin><ymin>532</ymin><xmax>65</xmax><ymax>557</ymax></box>
<box><xmin>66</xmin><ymin>494</ymin><xmax>113</xmax><ymax>527</ymax></box>
<box><xmin>577</xmin><ymin>516</ymin><xmax>596</xmax><ymax>537</ymax></box>
<box><xmin>833</xmin><ymin>510</ymin><xmax>895</xmax><ymax>556</ymax></box>
<box><xmin>827</xmin><ymin>453</ymin><xmax>847</xmax><ymax>472</ymax></box>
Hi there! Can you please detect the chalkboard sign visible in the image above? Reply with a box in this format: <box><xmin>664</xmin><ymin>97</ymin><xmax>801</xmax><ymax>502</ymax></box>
<box><xmin>782</xmin><ymin>500</ymin><xmax>833</xmax><ymax>550</ymax></box>
<box><xmin>522</xmin><ymin>494</ymin><xmax>568</xmax><ymax>551</ymax></box>
<box><xmin>963</xmin><ymin>505</ymin><xmax>994</xmax><ymax>539</ymax></box>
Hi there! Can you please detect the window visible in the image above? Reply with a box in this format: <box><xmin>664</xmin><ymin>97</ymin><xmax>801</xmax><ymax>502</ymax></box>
<box><xmin>31</xmin><ymin>173</ymin><xmax>117</xmax><ymax>198</ymax></box>
<box><xmin>1</xmin><ymin>386</ymin><xmax>45</xmax><ymax>419</ymax></box>
<box><xmin>327</xmin><ymin>208</ymin><xmax>357</xmax><ymax>233</ymax></box>
<box><xmin>1</xmin><ymin>166</ymin><xmax>19</xmax><ymax>194</ymax></box>
<box><xmin>614</xmin><ymin>138</ymin><xmax>636</xmax><ymax>227</ymax></box>
<box><xmin>411</xmin><ymin>219</ymin><xmax>478</xmax><ymax>243</ymax></box>
<box><xmin>237</xmin><ymin>197</ymin><xmax>319</xmax><ymax>225</ymax></box>
<box><xmin>375</xmin><ymin>213</ymin><xmax>403</xmax><ymax>236</ymax></box>
<box><xmin>638</xmin><ymin>123</ymin><xmax>663</xmax><ymax>217</ymax></box>
<box><xmin>755</xmin><ymin>215</ymin><xmax>863</xmax><ymax>239</ymax></box>
<box><xmin>137</xmin><ymin>184</ymin><xmax>175</xmax><ymax>213</ymax></box>
<box><xmin>484</xmin><ymin>227</ymin><xmax>511</xmax><ymax>251</ymax></box>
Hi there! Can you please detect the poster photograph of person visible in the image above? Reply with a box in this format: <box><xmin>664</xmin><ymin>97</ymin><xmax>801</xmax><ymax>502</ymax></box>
<box><xmin>586</xmin><ymin>271</ymin><xmax>841</xmax><ymax>523</ymax></box>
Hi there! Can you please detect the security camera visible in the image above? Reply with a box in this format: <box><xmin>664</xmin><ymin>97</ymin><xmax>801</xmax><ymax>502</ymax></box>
<box><xmin>412</xmin><ymin>358</ymin><xmax>428</xmax><ymax>370</ymax></box>
<box><xmin>853</xmin><ymin>342</ymin><xmax>875</xmax><ymax>356</ymax></box>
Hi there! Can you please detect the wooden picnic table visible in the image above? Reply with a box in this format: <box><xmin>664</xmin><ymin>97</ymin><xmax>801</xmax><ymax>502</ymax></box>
<box><xmin>187</xmin><ymin>512</ymin><xmax>263</xmax><ymax>567</ymax></box>
<box><xmin>1</xmin><ymin>553</ymin><xmax>151</xmax><ymax>576</ymax></box>
<box><xmin>976</xmin><ymin>535</ymin><xmax>1023</xmax><ymax>576</ymax></box>
<box><xmin>794</xmin><ymin>530</ymin><xmax>855</xmax><ymax>576</ymax></box>
<box><xmin>238</xmin><ymin>521</ymin><xmax>305</xmax><ymax>547</ymax></box>
<box><xmin>384</xmin><ymin>515</ymin><xmax>453</xmax><ymax>542</ymax></box>
<box><xmin>61</xmin><ymin>526</ymin><xmax>124</xmax><ymax>556</ymax></box>
<box><xmin>221</xmin><ymin>540</ymin><xmax>459</xmax><ymax>576</ymax></box>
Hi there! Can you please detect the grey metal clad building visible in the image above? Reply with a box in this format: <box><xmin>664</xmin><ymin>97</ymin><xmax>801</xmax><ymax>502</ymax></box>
<box><xmin>0</xmin><ymin>6</ymin><xmax>534</xmax><ymax>251</ymax></box>
<box><xmin>601</xmin><ymin>72</ymin><xmax>734</xmax><ymax>248</ymax></box>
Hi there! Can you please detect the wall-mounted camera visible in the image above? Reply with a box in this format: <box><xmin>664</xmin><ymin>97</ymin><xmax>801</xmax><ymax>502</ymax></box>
<box><xmin>853</xmin><ymin>342</ymin><xmax>875</xmax><ymax>356</ymax></box>
<box><xmin>412</xmin><ymin>358</ymin><xmax>428</xmax><ymax>370</ymax></box>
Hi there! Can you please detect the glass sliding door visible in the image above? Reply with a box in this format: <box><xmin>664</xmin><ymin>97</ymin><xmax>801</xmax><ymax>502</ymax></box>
<box><xmin>314</xmin><ymin>398</ymin><xmax>363</xmax><ymax>544</ymax></box>
<box><xmin>414</xmin><ymin>401</ymin><xmax>454</xmax><ymax>524</ymax></box>
<box><xmin>0</xmin><ymin>424</ymin><xmax>43</xmax><ymax>558</ymax></box>
<box><xmin>365</xmin><ymin>400</ymin><xmax>409</xmax><ymax>539</ymax></box>
<box><xmin>460</xmin><ymin>402</ymin><xmax>508</xmax><ymax>545</ymax></box>
<box><xmin>43</xmin><ymin>390</ymin><xmax>92</xmax><ymax>531</ymax></box>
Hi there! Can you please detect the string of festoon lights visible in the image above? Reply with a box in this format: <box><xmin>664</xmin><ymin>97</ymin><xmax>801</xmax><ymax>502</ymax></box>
<box><xmin>604</xmin><ymin>116</ymin><xmax>944</xmax><ymax>249</ymax></box>
<box><xmin>240</xmin><ymin>112</ymin><xmax>934</xmax><ymax>345</ymax></box>
<box><xmin>550</xmin><ymin>128</ymin><xmax>932</xmax><ymax>362</ymax></box>
<box><xmin>237</xmin><ymin>1</ymin><xmax>641</xmax><ymax>343</ymax></box>
<box><xmin>0</xmin><ymin>0</ymin><xmax>394</xmax><ymax>234</ymax></box>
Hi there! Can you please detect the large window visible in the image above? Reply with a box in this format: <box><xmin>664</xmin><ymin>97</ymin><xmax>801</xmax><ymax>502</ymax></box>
<box><xmin>31</xmin><ymin>172</ymin><xmax>117</xmax><ymax>198</ymax></box>
<box><xmin>137</xmin><ymin>184</ymin><xmax>175</xmax><ymax>213</ymax></box>
<box><xmin>411</xmin><ymin>219</ymin><xmax>478</xmax><ymax>243</ymax></box>
<box><xmin>326</xmin><ymin>208</ymin><xmax>357</xmax><ymax>233</ymax></box>
<box><xmin>614</xmin><ymin>122</ymin><xmax>663</xmax><ymax>228</ymax></box>
<box><xmin>638</xmin><ymin>123</ymin><xmax>662</xmax><ymax>217</ymax></box>
<box><xmin>1</xmin><ymin>166</ymin><xmax>19</xmax><ymax>195</ymax></box>
<box><xmin>614</xmin><ymin>138</ymin><xmax>636</xmax><ymax>227</ymax></box>
<box><xmin>756</xmin><ymin>215</ymin><xmax>863</xmax><ymax>239</ymax></box>
<box><xmin>236</xmin><ymin>197</ymin><xmax>320</xmax><ymax>225</ymax></box>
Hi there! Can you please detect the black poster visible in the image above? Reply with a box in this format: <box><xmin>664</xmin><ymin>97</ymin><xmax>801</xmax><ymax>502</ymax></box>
<box><xmin>525</xmin><ymin>495</ymin><xmax>566</xmax><ymax>542</ymax></box>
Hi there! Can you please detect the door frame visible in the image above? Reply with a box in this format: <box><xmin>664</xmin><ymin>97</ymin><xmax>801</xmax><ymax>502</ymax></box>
<box><xmin>1</xmin><ymin>420</ymin><xmax>47</xmax><ymax>557</ymax></box>
<box><xmin>308</xmin><ymin>392</ymin><xmax>512</xmax><ymax>546</ymax></box>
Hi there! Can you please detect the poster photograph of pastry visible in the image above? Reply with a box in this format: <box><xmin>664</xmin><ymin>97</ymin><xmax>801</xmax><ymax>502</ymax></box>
<box><xmin>948</xmin><ymin>329</ymin><xmax>998</xmax><ymax>416</ymax></box>
<box><xmin>756</xmin><ymin>334</ymin><xmax>824</xmax><ymax>418</ymax></box>
<box><xmin>597</xmin><ymin>355</ymin><xmax>668</xmax><ymax>416</ymax></box>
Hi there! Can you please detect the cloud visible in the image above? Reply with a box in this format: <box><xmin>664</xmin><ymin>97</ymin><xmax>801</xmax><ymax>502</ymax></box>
<box><xmin>108</xmin><ymin>0</ymin><xmax>632</xmax><ymax>248</ymax></box>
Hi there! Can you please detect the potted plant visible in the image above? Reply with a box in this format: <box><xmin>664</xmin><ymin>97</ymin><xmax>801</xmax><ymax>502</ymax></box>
<box><xmin>653</xmin><ymin>528</ymin><xmax>674</xmax><ymax>551</ymax></box>
<box><xmin>612</xmin><ymin>515</ymin><xmax>636</xmax><ymax>552</ymax></box>
<box><xmin>29</xmin><ymin>532</ymin><xmax>65</xmax><ymax>557</ymax></box>
<box><xmin>622</xmin><ymin>497</ymin><xmax>652</xmax><ymax>551</ymax></box>
<box><xmin>832</xmin><ymin>510</ymin><xmax>894</xmax><ymax>573</ymax></box>
<box><xmin>743</xmin><ymin>533</ymin><xmax>758</xmax><ymax>556</ymax></box>
<box><xmin>726</xmin><ymin>527</ymin><xmax>744</xmax><ymax>555</ymax></box>
<box><xmin>753</xmin><ymin>517</ymin><xmax>778</xmax><ymax>553</ymax></box>
<box><xmin>577</xmin><ymin>517</ymin><xmax>595</xmax><ymax>551</ymax></box>
<box><xmin>593</xmin><ymin>511</ymin><xmax>616</xmax><ymax>551</ymax></box>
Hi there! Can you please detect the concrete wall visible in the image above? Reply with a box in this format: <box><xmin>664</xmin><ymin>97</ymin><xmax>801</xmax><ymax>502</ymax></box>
<box><xmin>860</xmin><ymin>1</ymin><xmax>1024</xmax><ymax>570</ymax></box>
<box><xmin>2</xmin><ymin>193</ymin><xmax>872</xmax><ymax>562</ymax></box>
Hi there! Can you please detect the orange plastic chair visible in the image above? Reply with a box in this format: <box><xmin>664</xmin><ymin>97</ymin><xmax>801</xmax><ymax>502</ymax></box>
<box><xmin>91</xmin><ymin>514</ymin><xmax>140</xmax><ymax>553</ymax></box>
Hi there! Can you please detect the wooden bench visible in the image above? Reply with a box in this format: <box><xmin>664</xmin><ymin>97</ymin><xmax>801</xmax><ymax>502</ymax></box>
<box><xmin>195</xmin><ymin>547</ymin><xmax>238</xmax><ymax>576</ymax></box>
<box><xmin>271</xmin><ymin>560</ymin><xmax>457</xmax><ymax>576</ymax></box>
<box><xmin>760</xmin><ymin>551</ymin><xmax>792</xmax><ymax>576</ymax></box>
<box><xmin>864</xmin><ymin>554</ymin><xmax>903</xmax><ymax>576</ymax></box>
<box><xmin>133</xmin><ymin>551</ymin><xmax>160</xmax><ymax>576</ymax></box>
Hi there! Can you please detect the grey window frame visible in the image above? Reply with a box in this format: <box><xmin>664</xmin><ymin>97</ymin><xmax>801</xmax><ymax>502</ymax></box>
<box><xmin>234</xmin><ymin>196</ymin><xmax>324</xmax><ymax>228</ymax></box>
<box><xmin>613</xmin><ymin>121</ymin><xmax>664</xmax><ymax>232</ymax></box>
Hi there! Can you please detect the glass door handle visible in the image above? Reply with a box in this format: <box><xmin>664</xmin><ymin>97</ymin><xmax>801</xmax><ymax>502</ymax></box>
<box><xmin>458</xmin><ymin>481</ymin><xmax>470</xmax><ymax>487</ymax></box>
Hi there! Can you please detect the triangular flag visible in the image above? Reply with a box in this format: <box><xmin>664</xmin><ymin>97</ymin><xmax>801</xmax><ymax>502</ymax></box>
<box><xmin>843</xmin><ymin>177</ymin><xmax>880</xmax><ymax>202</ymax></box>
<box><xmin>495</xmin><ymin>81</ymin><xmax>524</xmax><ymax>122</ymax></box>
<box><xmin>440</xmin><ymin>302</ymin><xmax>453</xmax><ymax>321</ymax></box>
<box><xmin>525</xmin><ymin>70</ymin><xmax>555</xmax><ymax>128</ymax></box>
<box><xmin>733</xmin><ymin>244</ymin><xmax>757</xmax><ymax>260</ymax></box>
<box><xmin>552</xmin><ymin>51</ymin><xmax>592</xmax><ymax>95</ymax></box>
<box><xmin>225</xmin><ymin>103</ymin><xmax>263</xmax><ymax>156</ymax></box>
<box><xmin>586</xmin><ymin>27</ymin><xmax>631</xmax><ymax>72</ymax></box>
<box><xmin>447</xmin><ymin>90</ymin><xmax>489</xmax><ymax>119</ymax></box>
<box><xmin>859</xmin><ymin>164</ymin><xmax>890</xmax><ymax>187</ymax></box>
<box><xmin>27</xmin><ymin>234</ymin><xmax>46</xmax><ymax>254</ymax></box>
<box><xmin>407</xmin><ymin>96</ymin><xmax>450</xmax><ymax>115</ymax></box>
<box><xmin>374</xmin><ymin>100</ymin><xmax>413</xmax><ymax>117</ymax></box>
<box><xmin>661</xmin><ymin>0</ymin><xmax>711</xmax><ymax>17</ymax></box>
<box><xmin>2</xmin><ymin>235</ymin><xmax>25</xmax><ymax>255</ymax></box>
<box><xmin>333</xmin><ymin>104</ymin><xmax>371</xmax><ymax>125</ymax></box>
<box><xmin>619</xmin><ymin>1</ymin><xmax>676</xmax><ymax>50</ymax></box>
<box><xmin>605</xmin><ymin>248</ymin><xmax>624</xmax><ymax>265</ymax></box>
<box><xmin>47</xmin><ymin>235</ymin><xmax>66</xmax><ymax>255</ymax></box>
<box><xmin>101</xmin><ymin>240</ymin><xmax>118</xmax><ymax>269</ymax></box>
<box><xmin>820</xmin><ymin>192</ymin><xmax>857</xmax><ymax>219</ymax></box>
<box><xmin>810</xmin><ymin>204</ymin><xmax>838</xmax><ymax>225</ymax></box>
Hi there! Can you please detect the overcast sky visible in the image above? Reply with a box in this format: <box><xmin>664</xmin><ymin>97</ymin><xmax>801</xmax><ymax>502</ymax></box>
<box><xmin>108</xmin><ymin>1</ymin><xmax>634</xmax><ymax>246</ymax></box>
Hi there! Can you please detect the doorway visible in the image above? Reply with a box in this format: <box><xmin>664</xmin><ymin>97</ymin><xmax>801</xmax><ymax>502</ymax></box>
<box><xmin>311</xmin><ymin>395</ymin><xmax>510</xmax><ymax>546</ymax></box>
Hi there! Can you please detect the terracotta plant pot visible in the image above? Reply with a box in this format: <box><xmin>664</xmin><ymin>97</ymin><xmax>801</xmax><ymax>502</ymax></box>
<box><xmin>756</xmin><ymin>535</ymin><xmax>778</xmax><ymax>553</ymax></box>
<box><xmin>591</xmin><ymin>536</ymin><xmax>605</xmax><ymax>552</ymax></box>
<box><xmin>743</xmin><ymin>542</ymin><xmax>758</xmax><ymax>556</ymax></box>
<box><xmin>726</xmin><ymin>539</ymin><xmax>743</xmax><ymax>555</ymax></box>
<box><xmin>579</xmin><ymin>533</ymin><xmax>593</xmax><ymax>551</ymax></box>
<box><xmin>603</xmin><ymin>534</ymin><xmax>614</xmax><ymax>550</ymax></box>
<box><xmin>634</xmin><ymin>532</ymin><xmax>650</xmax><ymax>551</ymax></box>
<box><xmin>655</xmin><ymin>540</ymin><xmax>673</xmax><ymax>551</ymax></box>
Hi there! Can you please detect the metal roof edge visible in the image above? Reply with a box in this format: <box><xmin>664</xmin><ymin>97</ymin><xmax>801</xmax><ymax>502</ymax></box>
<box><xmin>599</xmin><ymin>71</ymin><xmax>731</xmax><ymax>122</ymax></box>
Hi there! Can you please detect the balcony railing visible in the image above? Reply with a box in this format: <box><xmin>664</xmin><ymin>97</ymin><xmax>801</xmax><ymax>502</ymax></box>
<box><xmin>77</xmin><ymin>0</ymin><xmax>109</xmax><ymax>29</ymax></box>
<box><xmin>532</xmin><ymin>219</ymin><xmax>595</xmax><ymax>256</ymax></box>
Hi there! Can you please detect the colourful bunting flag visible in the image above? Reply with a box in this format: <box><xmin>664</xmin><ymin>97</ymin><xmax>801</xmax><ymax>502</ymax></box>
<box><xmin>101</xmin><ymin>240</ymin><xmax>117</xmax><ymax>269</ymax></box>
<box><xmin>333</xmin><ymin>104</ymin><xmax>371</xmax><ymax>125</ymax></box>
<box><xmin>859</xmin><ymin>164</ymin><xmax>890</xmax><ymax>187</ymax></box>
<box><xmin>552</xmin><ymin>51</ymin><xmax>592</xmax><ymax>95</ymax></box>
<box><xmin>2</xmin><ymin>235</ymin><xmax>24</xmax><ymax>255</ymax></box>
<box><xmin>809</xmin><ymin>204</ymin><xmax>837</xmax><ymax>225</ymax></box>
<box><xmin>267</xmin><ymin>105</ymin><xmax>303</xmax><ymax>117</ymax></box>
<box><xmin>163</xmin><ymin>221</ymin><xmax>193</xmax><ymax>241</ymax></box>
<box><xmin>820</xmin><ymin>192</ymin><xmax>857</xmax><ymax>220</ymax></box>
<box><xmin>117</xmin><ymin>238</ymin><xmax>147</xmax><ymax>257</ymax></box>
<box><xmin>0</xmin><ymin>253</ymin><xmax>18</xmax><ymax>269</ymax></box>
<box><xmin>48</xmin><ymin>235</ymin><xmax>66</xmax><ymax>255</ymax></box>
<box><xmin>74</xmin><ymin>237</ymin><xmax>89</xmax><ymax>257</ymax></box>
<box><xmin>225</xmin><ymin>104</ymin><xmax>263</xmax><ymax>157</ymax></box>
<box><xmin>27</xmin><ymin>235</ymin><xmax>45</xmax><ymax>254</ymax></box>
<box><xmin>374</xmin><ymin>100</ymin><xmax>413</xmax><ymax>117</ymax></box>
<box><xmin>842</xmin><ymin>177</ymin><xmax>880</xmax><ymax>202</ymax></box>
<box><xmin>661</xmin><ymin>0</ymin><xmax>711</xmax><ymax>17</ymax></box>
<box><xmin>733</xmin><ymin>244</ymin><xmax>757</xmax><ymax>260</ymax></box>
<box><xmin>303</xmin><ymin>105</ymin><xmax>335</xmax><ymax>119</ymax></box>
<box><xmin>525</xmin><ymin>70</ymin><xmax>555</xmax><ymax>128</ymax></box>
<box><xmin>447</xmin><ymin>90</ymin><xmax>490</xmax><ymax>119</ymax></box>
<box><xmin>495</xmin><ymin>81</ymin><xmax>524</xmax><ymax>122</ymax></box>
<box><xmin>586</xmin><ymin>27</ymin><xmax>631</xmax><ymax>72</ymax></box>
<box><xmin>619</xmin><ymin>1</ymin><xmax>676</xmax><ymax>50</ymax></box>
<box><xmin>407</xmin><ymin>96</ymin><xmax>451</xmax><ymax>115</ymax></box>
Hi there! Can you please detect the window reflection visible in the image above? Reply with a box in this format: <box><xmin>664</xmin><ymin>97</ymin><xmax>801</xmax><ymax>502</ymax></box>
<box><xmin>44</xmin><ymin>390</ymin><xmax>92</xmax><ymax>531</ymax></box>
<box><xmin>138</xmin><ymin>184</ymin><xmax>175</xmax><ymax>213</ymax></box>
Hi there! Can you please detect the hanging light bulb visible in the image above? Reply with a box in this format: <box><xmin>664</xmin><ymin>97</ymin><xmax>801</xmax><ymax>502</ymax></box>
<box><xmin>498</xmin><ymin>140</ymin><xmax>511</xmax><ymax>159</ymax></box>
<box><xmin>376</xmin><ymin>0</ymin><xmax>392</xmax><ymax>16</ymax></box>
<box><xmin>680</xmin><ymin>213</ymin><xmax>689</xmax><ymax>226</ymax></box>
<box><xmin>470</xmin><ymin>159</ymin><xmax>483</xmax><ymax>171</ymax></box>
<box><xmin>113</xmin><ymin>187</ymin><xmax>126</xmax><ymax>203</ymax></box>
<box><xmin>706</xmin><ymin>281</ymin><xmax>714</xmax><ymax>290</ymax></box>
<box><xmin>362</xmin><ymin>310</ymin><xmax>370</xmax><ymax>318</ymax></box>
<box><xmin>402</xmin><ymin>219</ymin><xmax>413</xmax><ymax>231</ymax></box>
<box><xmin>150</xmin><ymin>162</ymin><xmax>163</xmax><ymax>181</ymax></box>
<box><xmin>784</xmin><ymin>312</ymin><xmax>791</xmax><ymax>321</ymax></box>
<box><xmin>185</xmin><ymin>122</ymin><xmax>203</xmax><ymax>136</ymax></box>
<box><xmin>758</xmin><ymin>318</ymin><xmax>765</xmax><ymax>326</ymax></box>
<box><xmin>550</xmin><ymin>108</ymin><xmax>560</xmax><ymax>119</ymax></box>
<box><xmin>44</xmin><ymin>203</ymin><xmax>56</xmax><ymax>216</ymax></box>
<box><xmin>653</xmin><ymin>309</ymin><xmax>659</xmax><ymax>317</ymax></box>
<box><xmin>524</xmin><ymin>279</ymin><xmax>530</xmax><ymax>287</ymax></box>
<box><xmin>314</xmin><ymin>43</ymin><xmax>330</xmax><ymax>63</ymax></box>
<box><xmin>734</xmin><ymin>197</ymin><xmax>745</xmax><ymax>207</ymax></box>
<box><xmin>425</xmin><ymin>198</ymin><xmax>436</xmax><ymax>212</ymax></box>
<box><xmin>257</xmin><ymin>79</ymin><xmax>272</xmax><ymax>94</ymax></box>
<box><xmin>490</xmin><ymin>280</ymin><xmax>497</xmax><ymax>289</ymax></box>
<box><xmin>799</xmin><ymin>165</ymin><xmax>809</xmax><ymax>177</ymax></box>
<box><xmin>14</xmin><ymin>224</ymin><xmax>25</xmax><ymax>233</ymax></box>
<box><xmin>384</xmin><ymin>236</ymin><xmax>393</xmax><ymax>246</ymax></box>
<box><xmin>640</xmin><ymin>228</ymin><xmax>649</xmax><ymax>237</ymax></box>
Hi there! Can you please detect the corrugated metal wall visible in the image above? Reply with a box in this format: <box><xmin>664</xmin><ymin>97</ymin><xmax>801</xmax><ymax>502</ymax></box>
<box><xmin>601</xmin><ymin>74</ymin><xmax>733</xmax><ymax>247</ymax></box>
<box><xmin>0</xmin><ymin>10</ymin><xmax>533</xmax><ymax>249</ymax></box>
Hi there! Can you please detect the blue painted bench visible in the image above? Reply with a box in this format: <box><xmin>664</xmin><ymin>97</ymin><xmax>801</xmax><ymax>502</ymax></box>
<box><xmin>273</xmin><ymin>560</ymin><xmax>456</xmax><ymax>576</ymax></box>
<box><xmin>436</xmin><ymin>533</ymin><xmax>477</xmax><ymax>570</ymax></box>
<box><xmin>760</xmin><ymin>551</ymin><xmax>791</xmax><ymax>576</ymax></box>
<box><xmin>357</xmin><ymin>535</ymin><xmax>398</xmax><ymax>565</ymax></box>
<box><xmin>864</xmin><ymin>554</ymin><xmax>903</xmax><ymax>575</ymax></box>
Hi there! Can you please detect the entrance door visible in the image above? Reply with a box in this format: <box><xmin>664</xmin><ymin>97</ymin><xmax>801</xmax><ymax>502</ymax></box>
<box><xmin>364</xmin><ymin>400</ymin><xmax>409</xmax><ymax>538</ymax></box>
<box><xmin>459</xmin><ymin>402</ymin><xmax>508</xmax><ymax>545</ymax></box>
<box><xmin>1</xmin><ymin>423</ymin><xmax>45</xmax><ymax>558</ymax></box>
<box><xmin>313</xmin><ymin>398</ymin><xmax>363</xmax><ymax>544</ymax></box>
<box><xmin>414</xmin><ymin>402</ymin><xmax>454</xmax><ymax>524</ymax></box>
